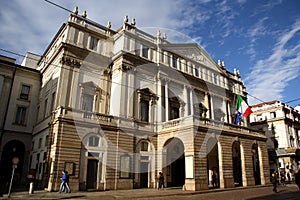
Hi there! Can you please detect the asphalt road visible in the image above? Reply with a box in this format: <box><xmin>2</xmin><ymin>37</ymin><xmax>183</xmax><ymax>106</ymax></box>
<box><xmin>3</xmin><ymin>184</ymin><xmax>300</xmax><ymax>200</ymax></box>
<box><xmin>86</xmin><ymin>184</ymin><xmax>300</xmax><ymax>200</ymax></box>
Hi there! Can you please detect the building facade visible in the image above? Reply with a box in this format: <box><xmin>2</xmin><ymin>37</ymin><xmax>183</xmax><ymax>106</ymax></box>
<box><xmin>14</xmin><ymin>8</ymin><xmax>271</xmax><ymax>192</ymax></box>
<box><xmin>250</xmin><ymin>100</ymin><xmax>300</xmax><ymax>180</ymax></box>
<box><xmin>0</xmin><ymin>54</ymin><xmax>40</xmax><ymax>186</ymax></box>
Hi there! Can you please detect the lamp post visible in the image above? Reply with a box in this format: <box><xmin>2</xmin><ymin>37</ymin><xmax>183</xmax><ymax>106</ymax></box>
<box><xmin>8</xmin><ymin>157</ymin><xmax>19</xmax><ymax>198</ymax></box>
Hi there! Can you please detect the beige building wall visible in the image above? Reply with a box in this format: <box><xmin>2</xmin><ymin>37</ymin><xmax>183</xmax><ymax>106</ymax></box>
<box><xmin>21</xmin><ymin>10</ymin><xmax>271</xmax><ymax>192</ymax></box>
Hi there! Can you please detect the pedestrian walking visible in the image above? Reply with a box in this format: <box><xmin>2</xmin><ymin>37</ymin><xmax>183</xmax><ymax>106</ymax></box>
<box><xmin>295</xmin><ymin>169</ymin><xmax>300</xmax><ymax>190</ymax></box>
<box><xmin>212</xmin><ymin>172</ymin><xmax>217</xmax><ymax>188</ymax></box>
<box><xmin>158</xmin><ymin>172</ymin><xmax>165</xmax><ymax>190</ymax></box>
<box><xmin>271</xmin><ymin>172</ymin><xmax>278</xmax><ymax>193</ymax></box>
<box><xmin>287</xmin><ymin>172</ymin><xmax>291</xmax><ymax>184</ymax></box>
<box><xmin>59</xmin><ymin>171</ymin><xmax>71</xmax><ymax>193</ymax></box>
<box><xmin>280</xmin><ymin>172</ymin><xmax>285</xmax><ymax>186</ymax></box>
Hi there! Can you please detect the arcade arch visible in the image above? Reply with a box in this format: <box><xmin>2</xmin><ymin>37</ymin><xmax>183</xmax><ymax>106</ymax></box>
<box><xmin>252</xmin><ymin>143</ymin><xmax>261</xmax><ymax>185</ymax></box>
<box><xmin>1</xmin><ymin>140</ymin><xmax>25</xmax><ymax>186</ymax></box>
<box><xmin>206</xmin><ymin>137</ymin><xmax>219</xmax><ymax>188</ymax></box>
<box><xmin>136</xmin><ymin>139</ymin><xmax>155</xmax><ymax>188</ymax></box>
<box><xmin>163</xmin><ymin>137</ymin><xmax>185</xmax><ymax>187</ymax></box>
<box><xmin>80</xmin><ymin>133</ymin><xmax>107</xmax><ymax>190</ymax></box>
<box><xmin>232</xmin><ymin>141</ymin><xmax>242</xmax><ymax>187</ymax></box>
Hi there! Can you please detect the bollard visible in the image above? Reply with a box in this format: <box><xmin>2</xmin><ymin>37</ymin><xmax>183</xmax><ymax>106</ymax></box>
<box><xmin>29</xmin><ymin>182</ymin><xmax>34</xmax><ymax>194</ymax></box>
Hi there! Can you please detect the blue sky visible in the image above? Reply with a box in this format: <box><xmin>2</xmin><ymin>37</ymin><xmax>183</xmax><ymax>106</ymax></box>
<box><xmin>0</xmin><ymin>0</ymin><xmax>300</xmax><ymax>106</ymax></box>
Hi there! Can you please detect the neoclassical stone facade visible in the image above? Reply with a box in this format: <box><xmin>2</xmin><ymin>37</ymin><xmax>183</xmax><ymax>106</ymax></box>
<box><xmin>28</xmin><ymin>8</ymin><xmax>270</xmax><ymax>191</ymax></box>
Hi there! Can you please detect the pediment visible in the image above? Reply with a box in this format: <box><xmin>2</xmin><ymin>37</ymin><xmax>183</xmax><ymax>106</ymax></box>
<box><xmin>80</xmin><ymin>81</ymin><xmax>101</xmax><ymax>91</ymax></box>
<box><xmin>161</xmin><ymin>43</ymin><xmax>223</xmax><ymax>73</ymax></box>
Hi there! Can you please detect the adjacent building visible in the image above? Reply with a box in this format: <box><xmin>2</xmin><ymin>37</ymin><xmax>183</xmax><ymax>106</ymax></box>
<box><xmin>0</xmin><ymin>54</ymin><xmax>40</xmax><ymax>186</ymax></box>
<box><xmin>1</xmin><ymin>8</ymin><xmax>270</xmax><ymax>192</ymax></box>
<box><xmin>250</xmin><ymin>100</ymin><xmax>300</xmax><ymax>180</ymax></box>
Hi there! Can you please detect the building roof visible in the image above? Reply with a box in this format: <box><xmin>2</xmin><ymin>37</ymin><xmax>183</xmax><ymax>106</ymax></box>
<box><xmin>251</xmin><ymin>100</ymin><xmax>281</xmax><ymax>108</ymax></box>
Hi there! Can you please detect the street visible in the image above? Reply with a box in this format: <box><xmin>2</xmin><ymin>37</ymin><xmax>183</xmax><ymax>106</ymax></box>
<box><xmin>3</xmin><ymin>184</ymin><xmax>300</xmax><ymax>200</ymax></box>
<box><xmin>86</xmin><ymin>185</ymin><xmax>300</xmax><ymax>200</ymax></box>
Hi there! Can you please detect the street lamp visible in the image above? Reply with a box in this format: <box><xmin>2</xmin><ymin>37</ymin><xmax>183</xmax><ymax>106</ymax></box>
<box><xmin>8</xmin><ymin>157</ymin><xmax>19</xmax><ymax>198</ymax></box>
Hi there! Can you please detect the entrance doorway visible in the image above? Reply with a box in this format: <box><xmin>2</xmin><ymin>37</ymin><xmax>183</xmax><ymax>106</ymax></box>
<box><xmin>140</xmin><ymin>162</ymin><xmax>149</xmax><ymax>188</ymax></box>
<box><xmin>232</xmin><ymin>141</ymin><xmax>242</xmax><ymax>186</ymax></box>
<box><xmin>252</xmin><ymin>144</ymin><xmax>261</xmax><ymax>185</ymax></box>
<box><xmin>164</xmin><ymin>138</ymin><xmax>185</xmax><ymax>187</ymax></box>
<box><xmin>0</xmin><ymin>140</ymin><xmax>25</xmax><ymax>187</ymax></box>
<box><xmin>80</xmin><ymin>133</ymin><xmax>107</xmax><ymax>191</ymax></box>
<box><xmin>86</xmin><ymin>159</ymin><xmax>98</xmax><ymax>189</ymax></box>
<box><xmin>206</xmin><ymin>138</ymin><xmax>219</xmax><ymax>188</ymax></box>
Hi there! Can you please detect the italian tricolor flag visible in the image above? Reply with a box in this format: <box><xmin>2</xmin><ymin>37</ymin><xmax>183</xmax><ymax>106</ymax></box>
<box><xmin>235</xmin><ymin>95</ymin><xmax>252</xmax><ymax>124</ymax></box>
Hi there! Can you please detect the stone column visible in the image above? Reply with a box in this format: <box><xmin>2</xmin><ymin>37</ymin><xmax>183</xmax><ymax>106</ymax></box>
<box><xmin>240</xmin><ymin>145</ymin><xmax>247</xmax><ymax>186</ymax></box>
<box><xmin>183</xmin><ymin>85</ymin><xmax>189</xmax><ymax>117</ymax></box>
<box><xmin>226</xmin><ymin>100</ymin><xmax>231</xmax><ymax>123</ymax></box>
<box><xmin>127</xmin><ymin>69</ymin><xmax>135</xmax><ymax>118</ymax></box>
<box><xmin>165</xmin><ymin>80</ymin><xmax>169</xmax><ymax>121</ymax></box>
<box><xmin>156</xmin><ymin>76</ymin><xmax>163</xmax><ymax>123</ymax></box>
<box><xmin>190</xmin><ymin>88</ymin><xmax>194</xmax><ymax>116</ymax></box>
<box><xmin>222</xmin><ymin>98</ymin><xmax>227</xmax><ymax>122</ymax></box>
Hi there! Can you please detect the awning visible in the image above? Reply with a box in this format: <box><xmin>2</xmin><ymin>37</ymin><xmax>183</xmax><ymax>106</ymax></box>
<box><xmin>275</xmin><ymin>149</ymin><xmax>287</xmax><ymax>156</ymax></box>
<box><xmin>285</xmin><ymin>148</ymin><xmax>300</xmax><ymax>154</ymax></box>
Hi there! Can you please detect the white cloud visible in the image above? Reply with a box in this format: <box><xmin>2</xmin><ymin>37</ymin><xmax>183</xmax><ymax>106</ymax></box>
<box><xmin>0</xmin><ymin>0</ymin><xmax>212</xmax><ymax>61</ymax></box>
<box><xmin>246</xmin><ymin>20</ymin><xmax>300</xmax><ymax>105</ymax></box>
<box><xmin>245</xmin><ymin>17</ymin><xmax>269</xmax><ymax>60</ymax></box>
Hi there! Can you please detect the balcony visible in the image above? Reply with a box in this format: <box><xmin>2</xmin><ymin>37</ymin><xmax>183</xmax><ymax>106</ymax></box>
<box><xmin>161</xmin><ymin>115</ymin><xmax>265</xmax><ymax>138</ymax></box>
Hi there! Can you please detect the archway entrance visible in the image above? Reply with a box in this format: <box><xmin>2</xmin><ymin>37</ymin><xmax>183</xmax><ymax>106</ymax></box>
<box><xmin>80</xmin><ymin>134</ymin><xmax>107</xmax><ymax>191</ymax></box>
<box><xmin>164</xmin><ymin>138</ymin><xmax>185</xmax><ymax>187</ymax></box>
<box><xmin>136</xmin><ymin>140</ymin><xmax>155</xmax><ymax>188</ymax></box>
<box><xmin>232</xmin><ymin>141</ymin><xmax>242</xmax><ymax>187</ymax></box>
<box><xmin>0</xmin><ymin>140</ymin><xmax>25</xmax><ymax>188</ymax></box>
<box><xmin>252</xmin><ymin>144</ymin><xmax>261</xmax><ymax>185</ymax></box>
<box><xmin>206</xmin><ymin>138</ymin><xmax>219</xmax><ymax>188</ymax></box>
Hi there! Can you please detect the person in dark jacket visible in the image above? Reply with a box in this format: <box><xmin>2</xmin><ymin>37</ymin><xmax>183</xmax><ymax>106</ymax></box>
<box><xmin>158</xmin><ymin>172</ymin><xmax>165</xmax><ymax>190</ymax></box>
<box><xmin>271</xmin><ymin>172</ymin><xmax>278</xmax><ymax>193</ymax></box>
<box><xmin>59</xmin><ymin>171</ymin><xmax>71</xmax><ymax>193</ymax></box>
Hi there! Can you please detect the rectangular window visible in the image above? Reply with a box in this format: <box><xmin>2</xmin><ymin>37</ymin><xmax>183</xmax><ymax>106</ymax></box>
<box><xmin>51</xmin><ymin>92</ymin><xmax>56</xmax><ymax>111</ymax></box>
<box><xmin>82</xmin><ymin>94</ymin><xmax>93</xmax><ymax>118</ymax></box>
<box><xmin>140</xmin><ymin>100</ymin><xmax>149</xmax><ymax>122</ymax></box>
<box><xmin>270</xmin><ymin>112</ymin><xmax>276</xmax><ymax>118</ymax></box>
<box><xmin>44</xmin><ymin>99</ymin><xmax>48</xmax><ymax>118</ymax></box>
<box><xmin>214</xmin><ymin>74</ymin><xmax>218</xmax><ymax>84</ymax></box>
<box><xmin>142</xmin><ymin>46</ymin><xmax>149</xmax><ymax>58</ymax></box>
<box><xmin>89</xmin><ymin>36</ymin><xmax>98</xmax><ymax>51</ymax></box>
<box><xmin>45</xmin><ymin>135</ymin><xmax>49</xmax><ymax>146</ymax></box>
<box><xmin>172</xmin><ymin>56</ymin><xmax>178</xmax><ymax>68</ymax></box>
<box><xmin>20</xmin><ymin>85</ymin><xmax>30</xmax><ymax>100</ymax></box>
<box><xmin>15</xmin><ymin>106</ymin><xmax>27</xmax><ymax>125</ymax></box>
<box><xmin>120</xmin><ymin>155</ymin><xmax>130</xmax><ymax>178</ymax></box>
<box><xmin>38</xmin><ymin>138</ymin><xmax>42</xmax><ymax>148</ymax></box>
<box><xmin>195</xmin><ymin>67</ymin><xmax>199</xmax><ymax>77</ymax></box>
<box><xmin>43</xmin><ymin>152</ymin><xmax>47</xmax><ymax>160</ymax></box>
<box><xmin>141</xmin><ymin>142</ymin><xmax>149</xmax><ymax>151</ymax></box>
<box><xmin>36</xmin><ymin>106</ymin><xmax>40</xmax><ymax>122</ymax></box>
<box><xmin>74</xmin><ymin>29</ymin><xmax>79</xmax><ymax>44</ymax></box>
<box><xmin>82</xmin><ymin>94</ymin><xmax>93</xmax><ymax>112</ymax></box>
<box><xmin>170</xmin><ymin>107</ymin><xmax>180</xmax><ymax>120</ymax></box>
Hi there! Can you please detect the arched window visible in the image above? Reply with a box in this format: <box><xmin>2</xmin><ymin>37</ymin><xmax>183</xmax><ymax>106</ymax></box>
<box><xmin>88</xmin><ymin>136</ymin><xmax>99</xmax><ymax>147</ymax></box>
<box><xmin>84</xmin><ymin>135</ymin><xmax>106</xmax><ymax>148</ymax></box>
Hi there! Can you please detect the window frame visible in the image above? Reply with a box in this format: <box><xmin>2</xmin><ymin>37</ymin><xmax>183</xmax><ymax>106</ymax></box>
<box><xmin>89</xmin><ymin>36</ymin><xmax>98</xmax><ymax>51</ymax></box>
<box><xmin>140</xmin><ymin>100</ymin><xmax>149</xmax><ymax>122</ymax></box>
<box><xmin>20</xmin><ymin>84</ymin><xmax>30</xmax><ymax>100</ymax></box>
<box><xmin>15</xmin><ymin>106</ymin><xmax>27</xmax><ymax>125</ymax></box>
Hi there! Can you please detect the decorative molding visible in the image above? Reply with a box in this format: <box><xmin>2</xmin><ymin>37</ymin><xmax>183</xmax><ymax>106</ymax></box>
<box><xmin>60</xmin><ymin>56</ymin><xmax>81</xmax><ymax>67</ymax></box>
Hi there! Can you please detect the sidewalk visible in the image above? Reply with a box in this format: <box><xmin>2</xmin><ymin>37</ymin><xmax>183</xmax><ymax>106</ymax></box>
<box><xmin>0</xmin><ymin>184</ymin><xmax>297</xmax><ymax>200</ymax></box>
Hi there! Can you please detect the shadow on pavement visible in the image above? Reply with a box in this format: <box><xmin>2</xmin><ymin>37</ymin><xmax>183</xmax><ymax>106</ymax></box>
<box><xmin>247</xmin><ymin>190</ymin><xmax>300</xmax><ymax>200</ymax></box>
